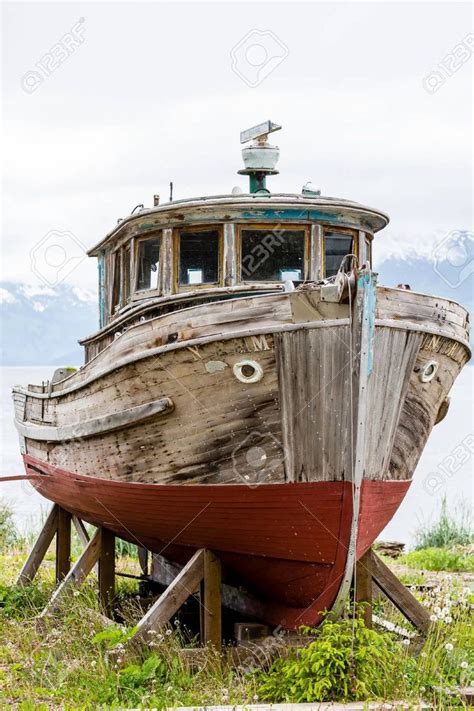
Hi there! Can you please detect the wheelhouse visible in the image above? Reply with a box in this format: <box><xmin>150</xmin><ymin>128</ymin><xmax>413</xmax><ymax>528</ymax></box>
<box><xmin>89</xmin><ymin>198</ymin><xmax>383</xmax><ymax>330</ymax></box>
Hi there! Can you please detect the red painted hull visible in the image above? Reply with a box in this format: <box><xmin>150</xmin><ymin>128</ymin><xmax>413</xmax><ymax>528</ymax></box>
<box><xmin>24</xmin><ymin>454</ymin><xmax>410</xmax><ymax>629</ymax></box>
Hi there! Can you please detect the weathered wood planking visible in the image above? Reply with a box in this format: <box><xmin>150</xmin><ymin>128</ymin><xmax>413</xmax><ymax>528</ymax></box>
<box><xmin>15</xmin><ymin>282</ymin><xmax>469</xmax><ymax>487</ymax></box>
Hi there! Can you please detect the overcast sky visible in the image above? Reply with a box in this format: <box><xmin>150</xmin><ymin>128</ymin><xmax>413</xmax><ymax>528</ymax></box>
<box><xmin>2</xmin><ymin>1</ymin><xmax>473</xmax><ymax>291</ymax></box>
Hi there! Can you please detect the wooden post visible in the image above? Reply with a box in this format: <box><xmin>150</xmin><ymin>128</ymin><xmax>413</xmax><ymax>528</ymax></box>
<box><xmin>203</xmin><ymin>550</ymin><xmax>222</xmax><ymax>650</ymax></box>
<box><xmin>16</xmin><ymin>504</ymin><xmax>59</xmax><ymax>586</ymax></box>
<box><xmin>56</xmin><ymin>508</ymin><xmax>72</xmax><ymax>582</ymax></box>
<box><xmin>372</xmin><ymin>551</ymin><xmax>431</xmax><ymax>635</ymax></box>
<box><xmin>99</xmin><ymin>528</ymin><xmax>115</xmax><ymax>617</ymax></box>
<box><xmin>41</xmin><ymin>528</ymin><xmax>102</xmax><ymax>617</ymax></box>
<box><xmin>355</xmin><ymin>548</ymin><xmax>373</xmax><ymax>628</ymax></box>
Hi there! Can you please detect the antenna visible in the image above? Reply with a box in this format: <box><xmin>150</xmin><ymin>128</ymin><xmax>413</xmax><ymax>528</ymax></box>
<box><xmin>238</xmin><ymin>120</ymin><xmax>281</xmax><ymax>194</ymax></box>
<box><xmin>240</xmin><ymin>120</ymin><xmax>281</xmax><ymax>145</ymax></box>
<box><xmin>169</xmin><ymin>181</ymin><xmax>173</xmax><ymax>202</ymax></box>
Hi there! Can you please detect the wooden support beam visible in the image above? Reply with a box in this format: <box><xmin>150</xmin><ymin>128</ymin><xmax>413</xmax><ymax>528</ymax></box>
<box><xmin>355</xmin><ymin>548</ymin><xmax>373</xmax><ymax>628</ymax></box>
<box><xmin>99</xmin><ymin>528</ymin><xmax>115</xmax><ymax>617</ymax></box>
<box><xmin>56</xmin><ymin>508</ymin><xmax>72</xmax><ymax>582</ymax></box>
<box><xmin>16</xmin><ymin>504</ymin><xmax>59</xmax><ymax>586</ymax></box>
<box><xmin>130</xmin><ymin>549</ymin><xmax>205</xmax><ymax>646</ymax></box>
<box><xmin>72</xmin><ymin>516</ymin><xmax>90</xmax><ymax>546</ymax></box>
<box><xmin>41</xmin><ymin>528</ymin><xmax>102</xmax><ymax>617</ymax></box>
<box><xmin>151</xmin><ymin>552</ymin><xmax>267</xmax><ymax>620</ymax></box>
<box><xmin>372</xmin><ymin>551</ymin><xmax>431</xmax><ymax>635</ymax></box>
<box><xmin>138</xmin><ymin>547</ymin><xmax>149</xmax><ymax>577</ymax></box>
<box><xmin>202</xmin><ymin>550</ymin><xmax>222</xmax><ymax>650</ymax></box>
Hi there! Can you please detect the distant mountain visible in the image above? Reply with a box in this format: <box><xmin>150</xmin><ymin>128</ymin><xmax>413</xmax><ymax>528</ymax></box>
<box><xmin>375</xmin><ymin>256</ymin><xmax>473</xmax><ymax>313</ymax></box>
<box><xmin>0</xmin><ymin>282</ymin><xmax>98</xmax><ymax>366</ymax></box>
<box><xmin>1</xmin><ymin>253</ymin><xmax>471</xmax><ymax>365</ymax></box>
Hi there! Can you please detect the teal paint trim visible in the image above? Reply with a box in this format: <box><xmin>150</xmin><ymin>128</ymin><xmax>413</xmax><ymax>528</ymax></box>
<box><xmin>98</xmin><ymin>253</ymin><xmax>106</xmax><ymax>328</ymax></box>
<box><xmin>358</xmin><ymin>270</ymin><xmax>377</xmax><ymax>375</ymax></box>
<box><xmin>239</xmin><ymin>208</ymin><xmax>364</xmax><ymax>227</ymax></box>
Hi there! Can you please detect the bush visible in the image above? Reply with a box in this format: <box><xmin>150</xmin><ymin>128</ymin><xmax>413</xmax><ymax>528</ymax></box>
<box><xmin>400</xmin><ymin>547</ymin><xmax>474</xmax><ymax>572</ymax></box>
<box><xmin>415</xmin><ymin>498</ymin><xmax>472</xmax><ymax>550</ymax></box>
<box><xmin>258</xmin><ymin>617</ymin><xmax>401</xmax><ymax>703</ymax></box>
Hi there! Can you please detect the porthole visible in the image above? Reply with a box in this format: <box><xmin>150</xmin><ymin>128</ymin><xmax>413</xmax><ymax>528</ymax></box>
<box><xmin>233</xmin><ymin>359</ymin><xmax>264</xmax><ymax>384</ymax></box>
<box><xmin>420</xmin><ymin>360</ymin><xmax>439</xmax><ymax>383</ymax></box>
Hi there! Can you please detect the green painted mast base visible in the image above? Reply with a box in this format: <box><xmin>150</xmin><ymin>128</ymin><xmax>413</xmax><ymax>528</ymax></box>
<box><xmin>238</xmin><ymin>168</ymin><xmax>279</xmax><ymax>194</ymax></box>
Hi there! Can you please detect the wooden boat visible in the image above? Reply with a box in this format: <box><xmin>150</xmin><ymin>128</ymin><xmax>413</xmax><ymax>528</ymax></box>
<box><xmin>13</xmin><ymin>122</ymin><xmax>470</xmax><ymax>629</ymax></box>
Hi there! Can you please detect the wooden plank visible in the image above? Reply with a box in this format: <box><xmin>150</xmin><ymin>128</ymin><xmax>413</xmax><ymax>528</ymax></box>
<box><xmin>41</xmin><ymin>528</ymin><xmax>102</xmax><ymax>617</ymax></box>
<box><xmin>202</xmin><ymin>550</ymin><xmax>222</xmax><ymax>650</ymax></box>
<box><xmin>130</xmin><ymin>549</ymin><xmax>205</xmax><ymax>645</ymax></box>
<box><xmin>16</xmin><ymin>504</ymin><xmax>59</xmax><ymax>586</ymax></box>
<box><xmin>99</xmin><ymin>528</ymin><xmax>115</xmax><ymax>617</ymax></box>
<box><xmin>372</xmin><ymin>551</ymin><xmax>431</xmax><ymax>634</ymax></box>
<box><xmin>16</xmin><ymin>397</ymin><xmax>174</xmax><ymax>441</ymax></box>
<box><xmin>355</xmin><ymin>548</ymin><xmax>372</xmax><ymax>628</ymax></box>
<box><xmin>56</xmin><ymin>508</ymin><xmax>72</xmax><ymax>582</ymax></box>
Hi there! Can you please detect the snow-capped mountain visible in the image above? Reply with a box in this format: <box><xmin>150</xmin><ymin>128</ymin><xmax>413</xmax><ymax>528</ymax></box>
<box><xmin>1</xmin><ymin>251</ymin><xmax>472</xmax><ymax>365</ymax></box>
<box><xmin>0</xmin><ymin>282</ymin><xmax>97</xmax><ymax>366</ymax></box>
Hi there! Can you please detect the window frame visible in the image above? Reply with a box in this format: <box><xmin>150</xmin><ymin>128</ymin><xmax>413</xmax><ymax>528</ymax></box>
<box><xmin>237</xmin><ymin>223</ymin><xmax>310</xmax><ymax>284</ymax></box>
<box><xmin>321</xmin><ymin>226</ymin><xmax>358</xmax><ymax>278</ymax></box>
<box><xmin>175</xmin><ymin>225</ymin><xmax>223</xmax><ymax>291</ymax></box>
<box><xmin>132</xmin><ymin>232</ymin><xmax>162</xmax><ymax>298</ymax></box>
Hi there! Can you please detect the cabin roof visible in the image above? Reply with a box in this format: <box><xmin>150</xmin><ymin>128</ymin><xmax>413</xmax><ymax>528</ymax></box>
<box><xmin>87</xmin><ymin>193</ymin><xmax>389</xmax><ymax>256</ymax></box>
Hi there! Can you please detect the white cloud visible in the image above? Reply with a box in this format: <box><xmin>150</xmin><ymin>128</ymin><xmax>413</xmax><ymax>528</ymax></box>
<box><xmin>2</xmin><ymin>2</ymin><xmax>472</xmax><ymax>290</ymax></box>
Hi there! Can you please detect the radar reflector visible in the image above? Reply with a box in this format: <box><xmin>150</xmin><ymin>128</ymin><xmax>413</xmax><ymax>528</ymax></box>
<box><xmin>240</xmin><ymin>120</ymin><xmax>281</xmax><ymax>144</ymax></box>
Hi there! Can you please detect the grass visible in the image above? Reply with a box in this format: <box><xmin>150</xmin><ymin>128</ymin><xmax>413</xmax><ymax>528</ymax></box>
<box><xmin>400</xmin><ymin>546</ymin><xmax>474</xmax><ymax>572</ymax></box>
<box><xmin>0</xmin><ymin>504</ymin><xmax>473</xmax><ymax>709</ymax></box>
<box><xmin>414</xmin><ymin>497</ymin><xmax>472</xmax><ymax>550</ymax></box>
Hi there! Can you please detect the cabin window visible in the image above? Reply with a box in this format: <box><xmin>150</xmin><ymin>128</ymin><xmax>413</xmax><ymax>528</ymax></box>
<box><xmin>111</xmin><ymin>250</ymin><xmax>121</xmax><ymax>311</ymax></box>
<box><xmin>240</xmin><ymin>228</ymin><xmax>306</xmax><ymax>282</ymax></box>
<box><xmin>136</xmin><ymin>236</ymin><xmax>161</xmax><ymax>291</ymax></box>
<box><xmin>179</xmin><ymin>229</ymin><xmax>219</xmax><ymax>286</ymax></box>
<box><xmin>323</xmin><ymin>231</ymin><xmax>354</xmax><ymax>278</ymax></box>
<box><xmin>123</xmin><ymin>244</ymin><xmax>131</xmax><ymax>302</ymax></box>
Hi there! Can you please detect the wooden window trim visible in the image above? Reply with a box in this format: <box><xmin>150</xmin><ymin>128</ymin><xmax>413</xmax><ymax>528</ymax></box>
<box><xmin>132</xmin><ymin>232</ymin><xmax>162</xmax><ymax>300</ymax></box>
<box><xmin>174</xmin><ymin>225</ymin><xmax>224</xmax><ymax>291</ymax></box>
<box><xmin>237</xmin><ymin>223</ymin><xmax>310</xmax><ymax>284</ymax></box>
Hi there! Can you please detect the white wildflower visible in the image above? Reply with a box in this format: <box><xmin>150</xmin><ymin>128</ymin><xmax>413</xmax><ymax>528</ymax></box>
<box><xmin>91</xmin><ymin>660</ymin><xmax>97</xmax><ymax>668</ymax></box>
<box><xmin>430</xmin><ymin>614</ymin><xmax>438</xmax><ymax>622</ymax></box>
<box><xmin>460</xmin><ymin>661</ymin><xmax>469</xmax><ymax>669</ymax></box>
<box><xmin>434</xmin><ymin>606</ymin><xmax>441</xmax><ymax>615</ymax></box>
<box><xmin>165</xmin><ymin>628</ymin><xmax>172</xmax><ymax>636</ymax></box>
<box><xmin>402</xmin><ymin>639</ymin><xmax>410</xmax><ymax>646</ymax></box>
<box><xmin>445</xmin><ymin>643</ymin><xmax>454</xmax><ymax>652</ymax></box>
<box><xmin>73</xmin><ymin>590</ymin><xmax>80</xmax><ymax>597</ymax></box>
<box><xmin>253</xmin><ymin>694</ymin><xmax>259</xmax><ymax>701</ymax></box>
<box><xmin>445</xmin><ymin>616</ymin><xmax>453</xmax><ymax>624</ymax></box>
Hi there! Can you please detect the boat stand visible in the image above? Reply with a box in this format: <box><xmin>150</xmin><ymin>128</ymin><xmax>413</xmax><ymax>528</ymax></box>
<box><xmin>15</xmin><ymin>504</ymin><xmax>432</xmax><ymax>652</ymax></box>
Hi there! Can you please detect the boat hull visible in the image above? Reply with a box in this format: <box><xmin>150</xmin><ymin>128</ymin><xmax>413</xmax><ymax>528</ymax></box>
<box><xmin>25</xmin><ymin>453</ymin><xmax>410</xmax><ymax>629</ymax></box>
